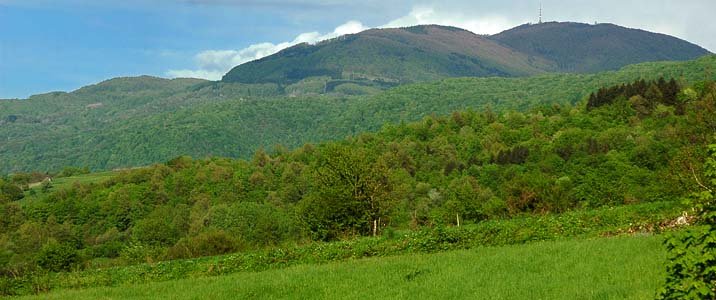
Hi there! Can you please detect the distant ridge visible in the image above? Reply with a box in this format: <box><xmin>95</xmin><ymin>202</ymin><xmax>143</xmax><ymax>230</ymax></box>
<box><xmin>490</xmin><ymin>21</ymin><xmax>711</xmax><ymax>73</ymax></box>
<box><xmin>222</xmin><ymin>22</ymin><xmax>710</xmax><ymax>85</ymax></box>
<box><xmin>222</xmin><ymin>25</ymin><xmax>554</xmax><ymax>85</ymax></box>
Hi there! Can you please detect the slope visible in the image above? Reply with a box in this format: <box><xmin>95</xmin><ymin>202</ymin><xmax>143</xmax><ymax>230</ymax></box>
<box><xmin>1</xmin><ymin>56</ymin><xmax>715</xmax><ymax>173</ymax></box>
<box><xmin>16</xmin><ymin>235</ymin><xmax>667</xmax><ymax>300</ymax></box>
<box><xmin>222</xmin><ymin>25</ymin><xmax>553</xmax><ymax>85</ymax></box>
<box><xmin>223</xmin><ymin>22</ymin><xmax>711</xmax><ymax>86</ymax></box>
<box><xmin>490</xmin><ymin>22</ymin><xmax>711</xmax><ymax>73</ymax></box>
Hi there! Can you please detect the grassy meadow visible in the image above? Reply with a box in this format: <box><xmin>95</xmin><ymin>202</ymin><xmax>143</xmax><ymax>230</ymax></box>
<box><xmin>15</xmin><ymin>235</ymin><xmax>666</xmax><ymax>300</ymax></box>
<box><xmin>21</xmin><ymin>171</ymin><xmax>119</xmax><ymax>203</ymax></box>
<box><xmin>41</xmin><ymin>171</ymin><xmax>116</xmax><ymax>188</ymax></box>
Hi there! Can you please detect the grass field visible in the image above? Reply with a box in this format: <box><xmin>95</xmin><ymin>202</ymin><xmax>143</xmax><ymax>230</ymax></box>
<box><xmin>22</xmin><ymin>171</ymin><xmax>118</xmax><ymax>202</ymax></box>
<box><xmin>47</xmin><ymin>171</ymin><xmax>117</xmax><ymax>187</ymax></box>
<box><xmin>17</xmin><ymin>235</ymin><xmax>667</xmax><ymax>300</ymax></box>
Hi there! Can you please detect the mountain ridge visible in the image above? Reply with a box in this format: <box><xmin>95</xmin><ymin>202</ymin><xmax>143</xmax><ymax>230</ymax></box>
<box><xmin>221</xmin><ymin>24</ymin><xmax>553</xmax><ymax>85</ymax></box>
<box><xmin>490</xmin><ymin>21</ymin><xmax>710</xmax><ymax>73</ymax></box>
<box><xmin>222</xmin><ymin>22</ymin><xmax>710</xmax><ymax>85</ymax></box>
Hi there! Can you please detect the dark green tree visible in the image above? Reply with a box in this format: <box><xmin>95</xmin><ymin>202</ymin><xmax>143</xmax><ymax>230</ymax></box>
<box><xmin>300</xmin><ymin>144</ymin><xmax>393</xmax><ymax>239</ymax></box>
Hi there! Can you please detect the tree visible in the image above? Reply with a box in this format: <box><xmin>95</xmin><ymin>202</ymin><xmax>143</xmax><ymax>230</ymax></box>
<box><xmin>300</xmin><ymin>144</ymin><xmax>393</xmax><ymax>239</ymax></box>
<box><xmin>36</xmin><ymin>240</ymin><xmax>78</xmax><ymax>272</ymax></box>
<box><xmin>629</xmin><ymin>95</ymin><xmax>652</xmax><ymax>118</ymax></box>
<box><xmin>0</xmin><ymin>180</ymin><xmax>23</xmax><ymax>202</ymax></box>
<box><xmin>131</xmin><ymin>206</ymin><xmax>187</xmax><ymax>246</ymax></box>
<box><xmin>444</xmin><ymin>176</ymin><xmax>492</xmax><ymax>225</ymax></box>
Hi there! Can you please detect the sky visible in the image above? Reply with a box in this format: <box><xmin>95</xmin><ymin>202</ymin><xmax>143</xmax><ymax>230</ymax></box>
<box><xmin>0</xmin><ymin>0</ymin><xmax>714</xmax><ymax>99</ymax></box>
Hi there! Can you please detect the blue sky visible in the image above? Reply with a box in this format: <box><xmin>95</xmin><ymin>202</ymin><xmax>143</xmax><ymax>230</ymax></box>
<box><xmin>1</xmin><ymin>0</ymin><xmax>714</xmax><ymax>99</ymax></box>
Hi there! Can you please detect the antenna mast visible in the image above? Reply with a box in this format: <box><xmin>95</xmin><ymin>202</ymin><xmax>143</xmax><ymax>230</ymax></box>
<box><xmin>539</xmin><ymin>2</ymin><xmax>542</xmax><ymax>24</ymax></box>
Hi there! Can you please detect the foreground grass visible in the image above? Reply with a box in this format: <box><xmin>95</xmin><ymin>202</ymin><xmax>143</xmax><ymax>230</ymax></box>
<box><xmin>1</xmin><ymin>201</ymin><xmax>683</xmax><ymax>297</ymax></box>
<box><xmin>18</xmin><ymin>235</ymin><xmax>666</xmax><ymax>299</ymax></box>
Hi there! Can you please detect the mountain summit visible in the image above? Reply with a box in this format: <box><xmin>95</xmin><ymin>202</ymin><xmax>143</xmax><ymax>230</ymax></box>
<box><xmin>222</xmin><ymin>25</ymin><xmax>552</xmax><ymax>85</ymax></box>
<box><xmin>222</xmin><ymin>22</ymin><xmax>710</xmax><ymax>85</ymax></box>
<box><xmin>490</xmin><ymin>21</ymin><xmax>710</xmax><ymax>73</ymax></box>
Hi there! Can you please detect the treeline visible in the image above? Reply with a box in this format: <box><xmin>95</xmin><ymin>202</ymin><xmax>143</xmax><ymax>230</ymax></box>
<box><xmin>587</xmin><ymin>77</ymin><xmax>680</xmax><ymax>109</ymax></box>
<box><xmin>1</xmin><ymin>79</ymin><xmax>715</xmax><ymax>278</ymax></box>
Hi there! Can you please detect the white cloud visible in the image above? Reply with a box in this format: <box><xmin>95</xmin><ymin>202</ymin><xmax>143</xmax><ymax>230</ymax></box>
<box><xmin>165</xmin><ymin>4</ymin><xmax>532</xmax><ymax>81</ymax></box>
<box><xmin>381</xmin><ymin>6</ymin><xmax>524</xmax><ymax>35</ymax></box>
<box><xmin>165</xmin><ymin>69</ymin><xmax>226</xmax><ymax>81</ymax></box>
<box><xmin>171</xmin><ymin>1</ymin><xmax>716</xmax><ymax>81</ymax></box>
<box><xmin>333</xmin><ymin>20</ymin><xmax>367</xmax><ymax>36</ymax></box>
<box><xmin>166</xmin><ymin>20</ymin><xmax>366</xmax><ymax>80</ymax></box>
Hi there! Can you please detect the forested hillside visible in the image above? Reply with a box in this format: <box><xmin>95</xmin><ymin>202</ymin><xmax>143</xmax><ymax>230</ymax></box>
<box><xmin>1</xmin><ymin>78</ymin><xmax>714</xmax><ymax>287</ymax></box>
<box><xmin>5</xmin><ymin>2</ymin><xmax>716</xmax><ymax>298</ymax></box>
<box><xmin>222</xmin><ymin>25</ymin><xmax>551</xmax><ymax>85</ymax></box>
<box><xmin>223</xmin><ymin>23</ymin><xmax>710</xmax><ymax>85</ymax></box>
<box><xmin>2</xmin><ymin>56</ymin><xmax>715</xmax><ymax>174</ymax></box>
<box><xmin>491</xmin><ymin>22</ymin><xmax>710</xmax><ymax>73</ymax></box>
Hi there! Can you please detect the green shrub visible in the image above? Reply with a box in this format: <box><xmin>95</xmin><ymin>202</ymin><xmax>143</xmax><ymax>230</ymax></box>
<box><xmin>167</xmin><ymin>230</ymin><xmax>239</xmax><ymax>259</ymax></box>
<box><xmin>0</xmin><ymin>180</ymin><xmax>24</xmax><ymax>202</ymax></box>
<box><xmin>119</xmin><ymin>243</ymin><xmax>164</xmax><ymax>265</ymax></box>
<box><xmin>657</xmin><ymin>143</ymin><xmax>716</xmax><ymax>299</ymax></box>
<box><xmin>36</xmin><ymin>241</ymin><xmax>78</xmax><ymax>272</ymax></box>
<box><xmin>57</xmin><ymin>167</ymin><xmax>90</xmax><ymax>178</ymax></box>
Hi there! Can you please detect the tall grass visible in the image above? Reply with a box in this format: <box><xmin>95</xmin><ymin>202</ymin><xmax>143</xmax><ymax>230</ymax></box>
<box><xmin>17</xmin><ymin>235</ymin><xmax>666</xmax><ymax>299</ymax></box>
<box><xmin>0</xmin><ymin>201</ymin><xmax>683</xmax><ymax>297</ymax></box>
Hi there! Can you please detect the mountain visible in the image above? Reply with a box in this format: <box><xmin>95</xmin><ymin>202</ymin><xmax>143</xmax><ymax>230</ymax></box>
<box><xmin>222</xmin><ymin>25</ymin><xmax>554</xmax><ymax>85</ymax></box>
<box><xmin>223</xmin><ymin>23</ymin><xmax>710</xmax><ymax>86</ymax></box>
<box><xmin>2</xmin><ymin>56</ymin><xmax>715</xmax><ymax>174</ymax></box>
<box><xmin>490</xmin><ymin>22</ymin><xmax>710</xmax><ymax>73</ymax></box>
<box><xmin>3</xmin><ymin>71</ymin><xmax>714</xmax><ymax>294</ymax></box>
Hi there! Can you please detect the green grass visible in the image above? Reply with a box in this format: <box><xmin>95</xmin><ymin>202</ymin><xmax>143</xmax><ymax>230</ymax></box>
<box><xmin>16</xmin><ymin>235</ymin><xmax>667</xmax><ymax>299</ymax></box>
<box><xmin>0</xmin><ymin>200</ymin><xmax>682</xmax><ymax>297</ymax></box>
<box><xmin>22</xmin><ymin>171</ymin><xmax>118</xmax><ymax>202</ymax></box>
<box><xmin>49</xmin><ymin>171</ymin><xmax>117</xmax><ymax>187</ymax></box>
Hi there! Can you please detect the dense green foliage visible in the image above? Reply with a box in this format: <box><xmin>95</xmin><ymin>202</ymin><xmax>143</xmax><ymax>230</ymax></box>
<box><xmin>16</xmin><ymin>236</ymin><xmax>668</xmax><ymax>300</ymax></box>
<box><xmin>1</xmin><ymin>78</ymin><xmax>714</xmax><ymax>296</ymax></box>
<box><xmin>587</xmin><ymin>77</ymin><xmax>680</xmax><ymax>110</ymax></box>
<box><xmin>1</xmin><ymin>22</ymin><xmax>712</xmax><ymax>299</ymax></box>
<box><xmin>0</xmin><ymin>179</ymin><xmax>24</xmax><ymax>203</ymax></box>
<box><xmin>658</xmin><ymin>143</ymin><xmax>716</xmax><ymax>299</ymax></box>
<box><xmin>491</xmin><ymin>22</ymin><xmax>710</xmax><ymax>73</ymax></box>
<box><xmin>2</xmin><ymin>56</ymin><xmax>715</xmax><ymax>174</ymax></box>
<box><xmin>0</xmin><ymin>201</ymin><xmax>683</xmax><ymax>296</ymax></box>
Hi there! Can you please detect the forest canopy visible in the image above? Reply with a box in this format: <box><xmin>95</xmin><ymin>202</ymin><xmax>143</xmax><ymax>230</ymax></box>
<box><xmin>1</xmin><ymin>78</ymin><xmax>714</xmax><ymax>279</ymax></box>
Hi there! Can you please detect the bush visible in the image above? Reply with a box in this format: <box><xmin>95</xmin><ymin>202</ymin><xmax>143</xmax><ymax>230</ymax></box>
<box><xmin>167</xmin><ymin>230</ymin><xmax>239</xmax><ymax>259</ymax></box>
<box><xmin>119</xmin><ymin>242</ymin><xmax>164</xmax><ymax>265</ymax></box>
<box><xmin>35</xmin><ymin>241</ymin><xmax>78</xmax><ymax>272</ymax></box>
<box><xmin>0</xmin><ymin>181</ymin><xmax>24</xmax><ymax>202</ymax></box>
<box><xmin>57</xmin><ymin>167</ymin><xmax>90</xmax><ymax>178</ymax></box>
<box><xmin>658</xmin><ymin>143</ymin><xmax>716</xmax><ymax>299</ymax></box>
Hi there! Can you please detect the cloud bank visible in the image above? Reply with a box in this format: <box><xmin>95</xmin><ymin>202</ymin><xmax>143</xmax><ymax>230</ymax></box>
<box><xmin>167</xmin><ymin>20</ymin><xmax>366</xmax><ymax>80</ymax></box>
<box><xmin>165</xmin><ymin>6</ymin><xmax>530</xmax><ymax>80</ymax></box>
<box><xmin>167</xmin><ymin>1</ymin><xmax>715</xmax><ymax>80</ymax></box>
<box><xmin>383</xmin><ymin>6</ymin><xmax>523</xmax><ymax>36</ymax></box>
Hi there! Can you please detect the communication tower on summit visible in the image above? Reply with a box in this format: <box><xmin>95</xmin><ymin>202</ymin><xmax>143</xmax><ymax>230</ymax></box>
<box><xmin>539</xmin><ymin>3</ymin><xmax>542</xmax><ymax>24</ymax></box>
